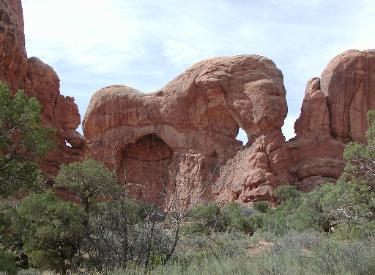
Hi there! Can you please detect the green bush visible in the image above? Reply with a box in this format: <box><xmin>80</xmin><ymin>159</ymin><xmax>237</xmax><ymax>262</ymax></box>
<box><xmin>188</xmin><ymin>203</ymin><xmax>226</xmax><ymax>232</ymax></box>
<box><xmin>55</xmin><ymin>159</ymin><xmax>120</xmax><ymax>213</ymax></box>
<box><xmin>181</xmin><ymin>222</ymin><xmax>208</xmax><ymax>236</ymax></box>
<box><xmin>186</xmin><ymin>203</ymin><xmax>258</xmax><ymax>235</ymax></box>
<box><xmin>222</xmin><ymin>203</ymin><xmax>254</xmax><ymax>234</ymax></box>
<box><xmin>342</xmin><ymin>110</ymin><xmax>375</xmax><ymax>191</ymax></box>
<box><xmin>0</xmin><ymin>248</ymin><xmax>17</xmax><ymax>274</ymax></box>
<box><xmin>273</xmin><ymin>185</ymin><xmax>301</xmax><ymax>203</ymax></box>
<box><xmin>253</xmin><ymin>201</ymin><xmax>269</xmax><ymax>213</ymax></box>
<box><xmin>189</xmin><ymin>203</ymin><xmax>220</xmax><ymax>224</ymax></box>
<box><xmin>0</xmin><ymin>83</ymin><xmax>54</xmax><ymax>197</ymax></box>
<box><xmin>15</xmin><ymin>192</ymin><xmax>85</xmax><ymax>272</ymax></box>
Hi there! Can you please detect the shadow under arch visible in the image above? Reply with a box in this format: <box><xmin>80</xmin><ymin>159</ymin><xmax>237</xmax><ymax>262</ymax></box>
<box><xmin>118</xmin><ymin>133</ymin><xmax>173</xmax><ymax>205</ymax></box>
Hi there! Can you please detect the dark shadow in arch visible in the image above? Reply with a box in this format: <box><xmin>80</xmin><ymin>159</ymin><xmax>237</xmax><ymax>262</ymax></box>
<box><xmin>118</xmin><ymin>134</ymin><xmax>173</xmax><ymax>205</ymax></box>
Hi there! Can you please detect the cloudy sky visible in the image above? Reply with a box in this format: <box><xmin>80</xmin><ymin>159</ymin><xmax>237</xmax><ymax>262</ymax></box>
<box><xmin>22</xmin><ymin>0</ymin><xmax>375</xmax><ymax>142</ymax></box>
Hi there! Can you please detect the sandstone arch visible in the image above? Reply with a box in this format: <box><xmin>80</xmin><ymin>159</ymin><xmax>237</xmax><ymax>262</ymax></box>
<box><xmin>83</xmin><ymin>55</ymin><xmax>290</xmax><ymax>208</ymax></box>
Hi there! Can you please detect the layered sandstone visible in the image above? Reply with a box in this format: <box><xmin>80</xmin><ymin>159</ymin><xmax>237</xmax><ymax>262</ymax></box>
<box><xmin>0</xmin><ymin>0</ymin><xmax>83</xmax><ymax>177</ymax></box>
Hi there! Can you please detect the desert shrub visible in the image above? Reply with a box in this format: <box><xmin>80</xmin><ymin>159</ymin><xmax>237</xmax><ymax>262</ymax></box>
<box><xmin>112</xmin><ymin>230</ymin><xmax>375</xmax><ymax>275</ymax></box>
<box><xmin>130</xmin><ymin>223</ymin><xmax>173</xmax><ymax>267</ymax></box>
<box><xmin>253</xmin><ymin>201</ymin><xmax>269</xmax><ymax>213</ymax></box>
<box><xmin>189</xmin><ymin>203</ymin><xmax>223</xmax><ymax>229</ymax></box>
<box><xmin>262</xmin><ymin>193</ymin><xmax>317</xmax><ymax>236</ymax></box>
<box><xmin>86</xmin><ymin>198</ymin><xmax>174</xmax><ymax>271</ymax></box>
<box><xmin>55</xmin><ymin>160</ymin><xmax>180</xmax><ymax>272</ymax></box>
<box><xmin>221</xmin><ymin>203</ymin><xmax>255</xmax><ymax>234</ymax></box>
<box><xmin>308</xmin><ymin>238</ymin><xmax>375</xmax><ymax>275</ymax></box>
<box><xmin>0</xmin><ymin>83</ymin><xmax>54</xmax><ymax>197</ymax></box>
<box><xmin>173</xmin><ymin>231</ymin><xmax>253</xmax><ymax>269</ymax></box>
<box><xmin>273</xmin><ymin>185</ymin><xmax>301</xmax><ymax>203</ymax></box>
<box><xmin>55</xmin><ymin>159</ymin><xmax>121</xmax><ymax>213</ymax></box>
<box><xmin>181</xmin><ymin>222</ymin><xmax>208</xmax><ymax>235</ymax></box>
<box><xmin>14</xmin><ymin>192</ymin><xmax>85</xmax><ymax>272</ymax></box>
<box><xmin>186</xmin><ymin>202</ymin><xmax>258</xmax><ymax>235</ymax></box>
<box><xmin>0</xmin><ymin>248</ymin><xmax>17</xmax><ymax>274</ymax></box>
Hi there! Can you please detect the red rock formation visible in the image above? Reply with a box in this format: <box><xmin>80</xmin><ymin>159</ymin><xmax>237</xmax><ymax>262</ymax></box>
<box><xmin>0</xmin><ymin>0</ymin><xmax>27</xmax><ymax>91</ymax></box>
<box><xmin>321</xmin><ymin>50</ymin><xmax>375</xmax><ymax>143</ymax></box>
<box><xmin>290</xmin><ymin>49</ymin><xmax>375</xmax><ymax>191</ymax></box>
<box><xmin>288</xmin><ymin>77</ymin><xmax>344</xmax><ymax>191</ymax></box>
<box><xmin>83</xmin><ymin>55</ymin><xmax>290</xmax><ymax>207</ymax></box>
<box><xmin>0</xmin><ymin>0</ymin><xmax>83</xmax><ymax>177</ymax></box>
<box><xmin>3</xmin><ymin>0</ymin><xmax>375</xmax><ymax>208</ymax></box>
<box><xmin>294</xmin><ymin>77</ymin><xmax>330</xmax><ymax>137</ymax></box>
<box><xmin>83</xmin><ymin>48</ymin><xmax>375</xmax><ymax>207</ymax></box>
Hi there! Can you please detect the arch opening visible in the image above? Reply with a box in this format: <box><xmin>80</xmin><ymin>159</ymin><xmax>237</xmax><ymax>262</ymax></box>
<box><xmin>118</xmin><ymin>134</ymin><xmax>173</xmax><ymax>205</ymax></box>
<box><xmin>236</xmin><ymin>127</ymin><xmax>249</xmax><ymax>145</ymax></box>
<box><xmin>64</xmin><ymin>140</ymin><xmax>72</xmax><ymax>148</ymax></box>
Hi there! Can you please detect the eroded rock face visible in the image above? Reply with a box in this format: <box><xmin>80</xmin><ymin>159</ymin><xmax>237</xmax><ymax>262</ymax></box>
<box><xmin>84</xmin><ymin>55</ymin><xmax>289</xmax><ymax>207</ymax></box>
<box><xmin>0</xmin><ymin>0</ymin><xmax>83</xmax><ymax>177</ymax></box>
